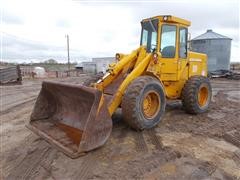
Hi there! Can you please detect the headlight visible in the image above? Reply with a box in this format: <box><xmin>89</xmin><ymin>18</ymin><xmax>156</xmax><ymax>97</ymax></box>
<box><xmin>153</xmin><ymin>53</ymin><xmax>158</xmax><ymax>59</ymax></box>
<box><xmin>163</xmin><ymin>16</ymin><xmax>168</xmax><ymax>21</ymax></box>
<box><xmin>153</xmin><ymin>53</ymin><xmax>158</xmax><ymax>64</ymax></box>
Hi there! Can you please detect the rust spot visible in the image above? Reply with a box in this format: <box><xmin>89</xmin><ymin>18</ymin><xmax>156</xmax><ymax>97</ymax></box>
<box><xmin>56</xmin><ymin>123</ymin><xmax>83</xmax><ymax>145</ymax></box>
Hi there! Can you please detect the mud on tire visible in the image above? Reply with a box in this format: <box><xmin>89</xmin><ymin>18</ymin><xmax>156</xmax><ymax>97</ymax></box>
<box><xmin>182</xmin><ymin>75</ymin><xmax>212</xmax><ymax>114</ymax></box>
<box><xmin>122</xmin><ymin>76</ymin><xmax>166</xmax><ymax>130</ymax></box>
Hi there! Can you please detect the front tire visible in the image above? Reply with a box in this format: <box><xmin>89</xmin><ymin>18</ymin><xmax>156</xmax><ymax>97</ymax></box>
<box><xmin>122</xmin><ymin>76</ymin><xmax>166</xmax><ymax>130</ymax></box>
<box><xmin>182</xmin><ymin>76</ymin><xmax>212</xmax><ymax>114</ymax></box>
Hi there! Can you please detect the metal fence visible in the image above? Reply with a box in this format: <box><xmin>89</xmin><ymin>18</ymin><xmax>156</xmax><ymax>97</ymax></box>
<box><xmin>0</xmin><ymin>65</ymin><xmax>22</xmax><ymax>85</ymax></box>
<box><xmin>20</xmin><ymin>66</ymin><xmax>83</xmax><ymax>79</ymax></box>
<box><xmin>47</xmin><ymin>70</ymin><xmax>83</xmax><ymax>78</ymax></box>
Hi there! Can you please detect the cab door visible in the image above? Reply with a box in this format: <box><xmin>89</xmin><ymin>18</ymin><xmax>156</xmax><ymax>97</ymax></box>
<box><xmin>178</xmin><ymin>27</ymin><xmax>188</xmax><ymax>80</ymax></box>
<box><xmin>159</xmin><ymin>24</ymin><xmax>178</xmax><ymax>81</ymax></box>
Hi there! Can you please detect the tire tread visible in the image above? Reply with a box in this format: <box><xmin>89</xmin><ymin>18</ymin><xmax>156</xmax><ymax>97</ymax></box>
<box><xmin>182</xmin><ymin>75</ymin><xmax>211</xmax><ymax>114</ymax></box>
<box><xmin>122</xmin><ymin>76</ymin><xmax>165</xmax><ymax>130</ymax></box>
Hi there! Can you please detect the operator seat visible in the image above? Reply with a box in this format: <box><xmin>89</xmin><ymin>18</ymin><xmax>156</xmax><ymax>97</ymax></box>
<box><xmin>162</xmin><ymin>46</ymin><xmax>175</xmax><ymax>58</ymax></box>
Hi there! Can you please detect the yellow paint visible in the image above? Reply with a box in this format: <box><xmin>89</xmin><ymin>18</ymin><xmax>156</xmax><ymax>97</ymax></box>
<box><xmin>93</xmin><ymin>15</ymin><xmax>208</xmax><ymax>116</ymax></box>
<box><xmin>142</xmin><ymin>15</ymin><xmax>191</xmax><ymax>26</ymax></box>
<box><xmin>108</xmin><ymin>54</ymin><xmax>151</xmax><ymax>115</ymax></box>
<box><xmin>142</xmin><ymin>91</ymin><xmax>161</xmax><ymax>119</ymax></box>
<box><xmin>198</xmin><ymin>86</ymin><xmax>209</xmax><ymax>107</ymax></box>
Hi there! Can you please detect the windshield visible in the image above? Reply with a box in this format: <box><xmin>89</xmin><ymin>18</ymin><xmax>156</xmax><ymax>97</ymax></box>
<box><xmin>160</xmin><ymin>25</ymin><xmax>177</xmax><ymax>58</ymax></box>
<box><xmin>140</xmin><ymin>19</ymin><xmax>158</xmax><ymax>52</ymax></box>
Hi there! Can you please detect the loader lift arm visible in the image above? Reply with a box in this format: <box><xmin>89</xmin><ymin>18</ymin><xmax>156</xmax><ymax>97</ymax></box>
<box><xmin>95</xmin><ymin>47</ymin><xmax>152</xmax><ymax>115</ymax></box>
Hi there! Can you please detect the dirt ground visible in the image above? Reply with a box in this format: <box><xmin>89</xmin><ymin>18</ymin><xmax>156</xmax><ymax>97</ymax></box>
<box><xmin>1</xmin><ymin>76</ymin><xmax>240</xmax><ymax>180</ymax></box>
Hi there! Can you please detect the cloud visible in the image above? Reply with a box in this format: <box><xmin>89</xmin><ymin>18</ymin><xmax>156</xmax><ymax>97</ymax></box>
<box><xmin>1</xmin><ymin>0</ymin><xmax>239</xmax><ymax>62</ymax></box>
<box><xmin>2</xmin><ymin>33</ymin><xmax>90</xmax><ymax>62</ymax></box>
<box><xmin>56</xmin><ymin>19</ymin><xmax>71</xmax><ymax>28</ymax></box>
<box><xmin>2</xmin><ymin>11</ymin><xmax>24</xmax><ymax>25</ymax></box>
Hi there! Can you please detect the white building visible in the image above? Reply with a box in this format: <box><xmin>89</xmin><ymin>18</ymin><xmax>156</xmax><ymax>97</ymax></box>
<box><xmin>78</xmin><ymin>57</ymin><xmax>115</xmax><ymax>74</ymax></box>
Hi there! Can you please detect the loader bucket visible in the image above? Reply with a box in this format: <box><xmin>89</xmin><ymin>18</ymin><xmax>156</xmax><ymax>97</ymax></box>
<box><xmin>27</xmin><ymin>81</ymin><xmax>112</xmax><ymax>158</ymax></box>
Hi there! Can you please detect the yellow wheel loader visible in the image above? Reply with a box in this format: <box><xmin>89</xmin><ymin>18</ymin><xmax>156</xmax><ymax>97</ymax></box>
<box><xmin>27</xmin><ymin>15</ymin><xmax>212</xmax><ymax>158</ymax></box>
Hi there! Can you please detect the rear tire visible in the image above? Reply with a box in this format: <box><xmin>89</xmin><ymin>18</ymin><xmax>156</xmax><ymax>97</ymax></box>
<box><xmin>122</xmin><ymin>76</ymin><xmax>166</xmax><ymax>130</ymax></box>
<box><xmin>182</xmin><ymin>76</ymin><xmax>212</xmax><ymax>114</ymax></box>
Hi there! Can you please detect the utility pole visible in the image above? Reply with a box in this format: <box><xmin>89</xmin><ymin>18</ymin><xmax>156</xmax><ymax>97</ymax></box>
<box><xmin>66</xmin><ymin>34</ymin><xmax>70</xmax><ymax>75</ymax></box>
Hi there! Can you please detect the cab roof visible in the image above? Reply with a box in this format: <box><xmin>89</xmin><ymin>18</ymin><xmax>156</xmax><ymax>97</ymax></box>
<box><xmin>141</xmin><ymin>15</ymin><xmax>191</xmax><ymax>27</ymax></box>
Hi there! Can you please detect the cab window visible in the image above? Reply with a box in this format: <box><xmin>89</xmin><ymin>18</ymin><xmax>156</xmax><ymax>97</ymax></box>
<box><xmin>141</xmin><ymin>29</ymin><xmax>148</xmax><ymax>46</ymax></box>
<box><xmin>179</xmin><ymin>27</ymin><xmax>187</xmax><ymax>58</ymax></box>
<box><xmin>160</xmin><ymin>25</ymin><xmax>176</xmax><ymax>58</ymax></box>
<box><xmin>140</xmin><ymin>19</ymin><xmax>158</xmax><ymax>52</ymax></box>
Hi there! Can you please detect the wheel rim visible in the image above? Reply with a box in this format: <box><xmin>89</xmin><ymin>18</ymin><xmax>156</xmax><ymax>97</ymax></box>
<box><xmin>142</xmin><ymin>91</ymin><xmax>160</xmax><ymax>119</ymax></box>
<box><xmin>198</xmin><ymin>86</ymin><xmax>209</xmax><ymax>107</ymax></box>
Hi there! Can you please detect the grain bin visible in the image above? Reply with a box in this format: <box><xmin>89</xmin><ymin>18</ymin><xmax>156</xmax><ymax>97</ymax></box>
<box><xmin>191</xmin><ymin>29</ymin><xmax>232</xmax><ymax>71</ymax></box>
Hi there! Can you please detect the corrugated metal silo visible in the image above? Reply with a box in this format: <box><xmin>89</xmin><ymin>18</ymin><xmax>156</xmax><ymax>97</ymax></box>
<box><xmin>191</xmin><ymin>29</ymin><xmax>232</xmax><ymax>71</ymax></box>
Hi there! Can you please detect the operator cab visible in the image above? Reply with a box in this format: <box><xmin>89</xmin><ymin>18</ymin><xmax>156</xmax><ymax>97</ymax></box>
<box><xmin>140</xmin><ymin>15</ymin><xmax>190</xmax><ymax>59</ymax></box>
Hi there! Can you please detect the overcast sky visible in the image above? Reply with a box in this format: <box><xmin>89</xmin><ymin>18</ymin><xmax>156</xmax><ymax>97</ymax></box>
<box><xmin>0</xmin><ymin>0</ymin><xmax>239</xmax><ymax>63</ymax></box>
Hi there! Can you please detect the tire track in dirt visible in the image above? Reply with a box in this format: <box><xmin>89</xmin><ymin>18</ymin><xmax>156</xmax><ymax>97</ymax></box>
<box><xmin>196</xmin><ymin>121</ymin><xmax>220</xmax><ymax>135</ymax></box>
<box><xmin>113</xmin><ymin>124</ymin><xmax>130</xmax><ymax>143</ymax></box>
<box><xmin>233</xmin><ymin>150</ymin><xmax>240</xmax><ymax>165</ymax></box>
<box><xmin>146</xmin><ymin>129</ymin><xmax>163</xmax><ymax>150</ymax></box>
<box><xmin>189</xmin><ymin>162</ymin><xmax>217</xmax><ymax>179</ymax></box>
<box><xmin>0</xmin><ymin>97</ymin><xmax>36</xmax><ymax>115</ymax></box>
<box><xmin>1</xmin><ymin>87</ymin><xmax>40</xmax><ymax>96</ymax></box>
<box><xmin>118</xmin><ymin>129</ymin><xmax>129</xmax><ymax>144</ymax></box>
<box><xmin>2</xmin><ymin>134</ymin><xmax>36</xmax><ymax>176</ymax></box>
<box><xmin>223</xmin><ymin>131</ymin><xmax>240</xmax><ymax>148</ymax></box>
<box><xmin>6</xmin><ymin>141</ymin><xmax>51</xmax><ymax>180</ymax></box>
<box><xmin>211</xmin><ymin>81</ymin><xmax>240</xmax><ymax>85</ymax></box>
<box><xmin>212</xmin><ymin>88</ymin><xmax>240</xmax><ymax>91</ymax></box>
<box><xmin>40</xmin><ymin>149</ymin><xmax>58</xmax><ymax>171</ymax></box>
<box><xmin>73</xmin><ymin>126</ymin><xmax>130</xmax><ymax>180</ymax></box>
<box><xmin>132</xmin><ymin>131</ymin><xmax>148</xmax><ymax>153</ymax></box>
<box><xmin>95</xmin><ymin>150</ymin><xmax>180</xmax><ymax>179</ymax></box>
<box><xmin>3</xmin><ymin>94</ymin><xmax>36</xmax><ymax>107</ymax></box>
<box><xmin>73</xmin><ymin>149</ymin><xmax>106</xmax><ymax>179</ymax></box>
<box><xmin>74</xmin><ymin>154</ymin><xmax>98</xmax><ymax>179</ymax></box>
<box><xmin>31</xmin><ymin>148</ymin><xmax>58</xmax><ymax>179</ymax></box>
